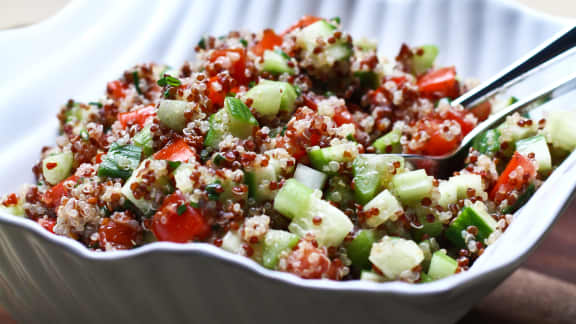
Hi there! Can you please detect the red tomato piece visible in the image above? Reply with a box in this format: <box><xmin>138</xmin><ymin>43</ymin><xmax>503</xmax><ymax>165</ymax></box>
<box><xmin>98</xmin><ymin>213</ymin><xmax>142</xmax><ymax>250</ymax></box>
<box><xmin>117</xmin><ymin>105</ymin><xmax>156</xmax><ymax>129</ymax></box>
<box><xmin>107</xmin><ymin>80</ymin><xmax>127</xmax><ymax>100</ymax></box>
<box><xmin>209</xmin><ymin>49</ymin><xmax>247</xmax><ymax>84</ymax></box>
<box><xmin>282</xmin><ymin>16</ymin><xmax>322</xmax><ymax>36</ymax></box>
<box><xmin>279</xmin><ymin>239</ymin><xmax>334</xmax><ymax>279</ymax></box>
<box><xmin>412</xmin><ymin>119</ymin><xmax>461</xmax><ymax>156</ymax></box>
<box><xmin>443</xmin><ymin>107</ymin><xmax>476</xmax><ymax>136</ymax></box>
<box><xmin>388</xmin><ymin>76</ymin><xmax>407</xmax><ymax>87</ymax></box>
<box><xmin>417</xmin><ymin>67</ymin><xmax>460</xmax><ymax>100</ymax></box>
<box><xmin>152</xmin><ymin>191</ymin><xmax>211</xmax><ymax>243</ymax></box>
<box><xmin>332</xmin><ymin>106</ymin><xmax>355</xmax><ymax>126</ymax></box>
<box><xmin>154</xmin><ymin>138</ymin><xmax>197</xmax><ymax>162</ymax></box>
<box><xmin>490</xmin><ymin>152</ymin><xmax>536</xmax><ymax>204</ymax></box>
<box><xmin>42</xmin><ymin>176</ymin><xmax>79</xmax><ymax>208</ymax></box>
<box><xmin>207</xmin><ymin>76</ymin><xmax>226</xmax><ymax>108</ymax></box>
<box><xmin>38</xmin><ymin>218</ymin><xmax>56</xmax><ymax>233</ymax></box>
<box><xmin>469</xmin><ymin>101</ymin><xmax>492</xmax><ymax>122</ymax></box>
<box><xmin>251</xmin><ymin>29</ymin><xmax>283</xmax><ymax>57</ymax></box>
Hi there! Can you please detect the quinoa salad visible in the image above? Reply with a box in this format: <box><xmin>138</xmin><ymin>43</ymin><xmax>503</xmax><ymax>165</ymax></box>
<box><xmin>2</xmin><ymin>16</ymin><xmax>575</xmax><ymax>283</ymax></box>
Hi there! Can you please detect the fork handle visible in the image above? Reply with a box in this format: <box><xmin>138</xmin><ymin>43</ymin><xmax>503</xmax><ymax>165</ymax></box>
<box><xmin>453</xmin><ymin>25</ymin><xmax>576</xmax><ymax>108</ymax></box>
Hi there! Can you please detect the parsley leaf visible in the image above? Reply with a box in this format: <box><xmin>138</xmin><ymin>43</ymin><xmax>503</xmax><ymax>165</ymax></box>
<box><xmin>132</xmin><ymin>71</ymin><xmax>143</xmax><ymax>95</ymax></box>
<box><xmin>177</xmin><ymin>204</ymin><xmax>187</xmax><ymax>215</ymax></box>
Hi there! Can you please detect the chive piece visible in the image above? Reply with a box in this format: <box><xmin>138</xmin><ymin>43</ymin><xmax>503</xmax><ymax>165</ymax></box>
<box><xmin>205</xmin><ymin>181</ymin><xmax>222</xmax><ymax>201</ymax></box>
<box><xmin>213</xmin><ymin>153</ymin><xmax>225</xmax><ymax>166</ymax></box>
<box><xmin>280</xmin><ymin>125</ymin><xmax>287</xmax><ymax>136</ymax></box>
<box><xmin>274</xmin><ymin>49</ymin><xmax>291</xmax><ymax>60</ymax></box>
<box><xmin>163</xmin><ymin>89</ymin><xmax>170</xmax><ymax>98</ymax></box>
<box><xmin>132</xmin><ymin>71</ymin><xmax>143</xmax><ymax>95</ymax></box>
<box><xmin>79</xmin><ymin>129</ymin><xmax>90</xmax><ymax>141</ymax></box>
<box><xmin>89</xmin><ymin>101</ymin><xmax>103</xmax><ymax>108</ymax></box>
<box><xmin>168</xmin><ymin>161</ymin><xmax>182</xmax><ymax>170</ymax></box>
<box><xmin>240</xmin><ymin>39</ymin><xmax>248</xmax><ymax>47</ymax></box>
<box><xmin>177</xmin><ymin>204</ymin><xmax>187</xmax><ymax>215</ymax></box>
<box><xmin>346</xmin><ymin>134</ymin><xmax>356</xmax><ymax>142</ymax></box>
<box><xmin>97</xmin><ymin>143</ymin><xmax>142</xmax><ymax>180</ymax></box>
<box><xmin>330</xmin><ymin>16</ymin><xmax>341</xmax><ymax>25</ymax></box>
<box><xmin>157</xmin><ymin>75</ymin><xmax>182</xmax><ymax>87</ymax></box>
<box><xmin>225</xmin><ymin>97</ymin><xmax>258</xmax><ymax>126</ymax></box>
<box><xmin>197</xmin><ymin>38</ymin><xmax>206</xmax><ymax>50</ymax></box>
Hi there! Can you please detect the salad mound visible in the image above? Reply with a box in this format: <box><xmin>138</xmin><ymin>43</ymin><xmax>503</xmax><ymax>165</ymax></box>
<box><xmin>2</xmin><ymin>16</ymin><xmax>575</xmax><ymax>283</ymax></box>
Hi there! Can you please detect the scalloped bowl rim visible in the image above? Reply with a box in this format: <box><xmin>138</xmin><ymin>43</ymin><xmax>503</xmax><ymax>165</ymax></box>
<box><xmin>0</xmin><ymin>0</ymin><xmax>574</xmax><ymax>297</ymax></box>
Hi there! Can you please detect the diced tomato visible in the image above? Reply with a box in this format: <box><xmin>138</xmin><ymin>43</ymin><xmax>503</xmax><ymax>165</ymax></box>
<box><xmin>94</xmin><ymin>152</ymin><xmax>105</xmax><ymax>164</ymax></box>
<box><xmin>38</xmin><ymin>218</ymin><xmax>56</xmax><ymax>233</ymax></box>
<box><xmin>1</xmin><ymin>193</ymin><xmax>19</xmax><ymax>207</ymax></box>
<box><xmin>117</xmin><ymin>105</ymin><xmax>156</xmax><ymax>129</ymax></box>
<box><xmin>282</xmin><ymin>16</ymin><xmax>322</xmax><ymax>36</ymax></box>
<box><xmin>209</xmin><ymin>48</ymin><xmax>247</xmax><ymax>84</ymax></box>
<box><xmin>251</xmin><ymin>29</ymin><xmax>283</xmax><ymax>57</ymax></box>
<box><xmin>332</xmin><ymin>106</ymin><xmax>355</xmax><ymax>126</ymax></box>
<box><xmin>388</xmin><ymin>76</ymin><xmax>407</xmax><ymax>87</ymax></box>
<box><xmin>152</xmin><ymin>191</ymin><xmax>211</xmax><ymax>243</ymax></box>
<box><xmin>490</xmin><ymin>152</ymin><xmax>536</xmax><ymax>204</ymax></box>
<box><xmin>98</xmin><ymin>212</ymin><xmax>142</xmax><ymax>250</ymax></box>
<box><xmin>469</xmin><ymin>101</ymin><xmax>492</xmax><ymax>122</ymax></box>
<box><xmin>417</xmin><ymin>67</ymin><xmax>459</xmax><ymax>100</ymax></box>
<box><xmin>207</xmin><ymin>76</ymin><xmax>226</xmax><ymax>108</ymax></box>
<box><xmin>42</xmin><ymin>176</ymin><xmax>79</xmax><ymax>208</ymax></box>
<box><xmin>411</xmin><ymin>119</ymin><xmax>461</xmax><ymax>156</ymax></box>
<box><xmin>154</xmin><ymin>138</ymin><xmax>197</xmax><ymax>162</ymax></box>
<box><xmin>443</xmin><ymin>107</ymin><xmax>476</xmax><ymax>136</ymax></box>
<box><xmin>279</xmin><ymin>239</ymin><xmax>338</xmax><ymax>279</ymax></box>
<box><xmin>107</xmin><ymin>80</ymin><xmax>127</xmax><ymax>100</ymax></box>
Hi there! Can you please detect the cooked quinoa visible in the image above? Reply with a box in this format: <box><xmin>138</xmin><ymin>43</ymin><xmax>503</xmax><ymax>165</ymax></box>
<box><xmin>2</xmin><ymin>16</ymin><xmax>575</xmax><ymax>283</ymax></box>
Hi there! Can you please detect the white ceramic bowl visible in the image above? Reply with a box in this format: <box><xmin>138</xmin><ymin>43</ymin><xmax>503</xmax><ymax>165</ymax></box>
<box><xmin>0</xmin><ymin>1</ymin><xmax>574</xmax><ymax>323</ymax></box>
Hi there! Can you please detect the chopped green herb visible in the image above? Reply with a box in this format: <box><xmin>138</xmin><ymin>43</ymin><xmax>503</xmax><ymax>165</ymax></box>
<box><xmin>157</xmin><ymin>75</ymin><xmax>182</xmax><ymax>87</ymax></box>
<box><xmin>280</xmin><ymin>125</ymin><xmax>287</xmax><ymax>136</ymax></box>
<box><xmin>325</xmin><ymin>91</ymin><xmax>335</xmax><ymax>97</ymax></box>
<box><xmin>274</xmin><ymin>49</ymin><xmax>291</xmax><ymax>60</ymax></box>
<box><xmin>200</xmin><ymin>149</ymin><xmax>211</xmax><ymax>162</ymax></box>
<box><xmin>133</xmin><ymin>126</ymin><xmax>154</xmax><ymax>157</ymax></box>
<box><xmin>88</xmin><ymin>101</ymin><xmax>103</xmax><ymax>108</ymax></box>
<box><xmin>213</xmin><ymin>153</ymin><xmax>225</xmax><ymax>166</ymax></box>
<box><xmin>177</xmin><ymin>204</ymin><xmax>187</xmax><ymax>215</ymax></box>
<box><xmin>205</xmin><ymin>181</ymin><xmax>222</xmax><ymax>201</ymax></box>
<box><xmin>226</xmin><ymin>92</ymin><xmax>236</xmax><ymax>98</ymax></box>
<box><xmin>132</xmin><ymin>71</ymin><xmax>143</xmax><ymax>95</ymax></box>
<box><xmin>163</xmin><ymin>89</ymin><xmax>171</xmax><ymax>98</ymax></box>
<box><xmin>293</xmin><ymin>84</ymin><xmax>302</xmax><ymax>97</ymax></box>
<box><xmin>79</xmin><ymin>129</ymin><xmax>90</xmax><ymax>141</ymax></box>
<box><xmin>168</xmin><ymin>161</ymin><xmax>182</xmax><ymax>170</ymax></box>
<box><xmin>190</xmin><ymin>201</ymin><xmax>199</xmax><ymax>208</ymax></box>
<box><xmin>330</xmin><ymin>17</ymin><xmax>341</xmax><ymax>25</ymax></box>
<box><xmin>347</xmin><ymin>134</ymin><xmax>356</xmax><ymax>142</ymax></box>
<box><xmin>197</xmin><ymin>38</ymin><xmax>206</xmax><ymax>49</ymax></box>
<box><xmin>249</xmin><ymin>81</ymin><xmax>256</xmax><ymax>88</ymax></box>
<box><xmin>240</xmin><ymin>39</ymin><xmax>248</xmax><ymax>47</ymax></box>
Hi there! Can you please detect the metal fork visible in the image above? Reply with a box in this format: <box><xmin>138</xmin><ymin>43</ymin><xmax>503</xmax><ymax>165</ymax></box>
<box><xmin>385</xmin><ymin>25</ymin><xmax>576</xmax><ymax>179</ymax></box>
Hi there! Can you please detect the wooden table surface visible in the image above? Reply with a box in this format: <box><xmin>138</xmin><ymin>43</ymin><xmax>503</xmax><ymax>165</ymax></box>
<box><xmin>0</xmin><ymin>0</ymin><xmax>575</xmax><ymax>323</ymax></box>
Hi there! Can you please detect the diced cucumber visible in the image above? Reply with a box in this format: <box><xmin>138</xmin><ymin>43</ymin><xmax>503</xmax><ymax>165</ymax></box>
<box><xmin>98</xmin><ymin>143</ymin><xmax>142</xmax><ymax>180</ymax></box>
<box><xmin>373</xmin><ymin>129</ymin><xmax>402</xmax><ymax>154</ymax></box>
<box><xmin>261</xmin><ymin>50</ymin><xmax>294</xmax><ymax>75</ymax></box>
<box><xmin>245</xmin><ymin>80</ymin><xmax>297</xmax><ymax>117</ymax></box>
<box><xmin>502</xmin><ymin>183</ymin><xmax>535</xmax><ymax>214</ymax></box>
<box><xmin>516</xmin><ymin>135</ymin><xmax>552</xmax><ymax>173</ymax></box>
<box><xmin>427</xmin><ymin>250</ymin><xmax>458</xmax><ymax>281</ymax></box>
<box><xmin>391</xmin><ymin>170</ymin><xmax>433</xmax><ymax>205</ymax></box>
<box><xmin>293</xmin><ymin>164</ymin><xmax>327</xmax><ymax>190</ymax></box>
<box><xmin>121</xmin><ymin>160</ymin><xmax>156</xmax><ymax>215</ymax></box>
<box><xmin>360</xmin><ymin>270</ymin><xmax>386</xmax><ymax>282</ymax></box>
<box><xmin>346</xmin><ymin>229</ymin><xmax>377</xmax><ymax>269</ymax></box>
<box><xmin>288</xmin><ymin>198</ymin><xmax>353</xmax><ymax>247</ymax></box>
<box><xmin>419</xmin><ymin>238</ymin><xmax>439</xmax><ymax>271</ymax></box>
<box><xmin>297</xmin><ymin>20</ymin><xmax>337</xmax><ymax>51</ymax></box>
<box><xmin>369</xmin><ymin>236</ymin><xmax>424</xmax><ymax>280</ymax></box>
<box><xmin>42</xmin><ymin>151</ymin><xmax>73</xmax><ymax>185</ymax></box>
<box><xmin>308</xmin><ymin>142</ymin><xmax>358</xmax><ymax>174</ymax></box>
<box><xmin>411</xmin><ymin>206</ymin><xmax>443</xmax><ymax>241</ymax></box>
<box><xmin>0</xmin><ymin>194</ymin><xmax>24</xmax><ymax>216</ymax></box>
<box><xmin>354</xmin><ymin>71</ymin><xmax>379</xmax><ymax>90</ymax></box>
<box><xmin>437</xmin><ymin>180</ymin><xmax>458</xmax><ymax>208</ymax></box>
<box><xmin>225</xmin><ymin>97</ymin><xmax>258</xmax><ymax>139</ymax></box>
<box><xmin>221</xmin><ymin>230</ymin><xmax>243</xmax><ymax>254</ymax></box>
<box><xmin>363</xmin><ymin>190</ymin><xmax>403</xmax><ymax>228</ymax></box>
<box><xmin>204</xmin><ymin>109</ymin><xmax>230</xmax><ymax>148</ymax></box>
<box><xmin>273</xmin><ymin>179</ymin><xmax>314</xmax><ymax>219</ymax></box>
<box><xmin>158</xmin><ymin>100</ymin><xmax>192</xmax><ymax>131</ymax></box>
<box><xmin>543</xmin><ymin>111</ymin><xmax>576</xmax><ymax>152</ymax></box>
<box><xmin>133</xmin><ymin>126</ymin><xmax>154</xmax><ymax>157</ymax></box>
<box><xmin>445</xmin><ymin>203</ymin><xmax>498</xmax><ymax>248</ymax></box>
<box><xmin>420</xmin><ymin>272</ymin><xmax>433</xmax><ymax>283</ymax></box>
<box><xmin>352</xmin><ymin>154</ymin><xmax>404</xmax><ymax>204</ymax></box>
<box><xmin>498</xmin><ymin>114</ymin><xmax>537</xmax><ymax>153</ymax></box>
<box><xmin>245</xmin><ymin>160</ymin><xmax>280</xmax><ymax>201</ymax></box>
<box><xmin>448</xmin><ymin>173</ymin><xmax>484</xmax><ymax>200</ymax></box>
<box><xmin>262</xmin><ymin>230</ymin><xmax>300</xmax><ymax>269</ymax></box>
<box><xmin>472</xmin><ymin>129</ymin><xmax>500</xmax><ymax>155</ymax></box>
<box><xmin>324</xmin><ymin>175</ymin><xmax>355</xmax><ymax>208</ymax></box>
<box><xmin>174</xmin><ymin>163</ymin><xmax>195</xmax><ymax>194</ymax></box>
<box><xmin>410</xmin><ymin>45</ymin><xmax>438</xmax><ymax>75</ymax></box>
<box><xmin>64</xmin><ymin>103</ymin><xmax>92</xmax><ymax>124</ymax></box>
<box><xmin>324</xmin><ymin>42</ymin><xmax>353</xmax><ymax>62</ymax></box>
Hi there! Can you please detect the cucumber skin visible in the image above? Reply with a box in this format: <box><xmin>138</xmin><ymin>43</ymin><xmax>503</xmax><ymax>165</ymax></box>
<box><xmin>445</xmin><ymin>206</ymin><xmax>497</xmax><ymax>248</ymax></box>
<box><xmin>261</xmin><ymin>50</ymin><xmax>294</xmax><ymax>75</ymax></box>
<box><xmin>346</xmin><ymin>229</ymin><xmax>377</xmax><ymax>269</ymax></box>
<box><xmin>373</xmin><ymin>130</ymin><xmax>402</xmax><ymax>154</ymax></box>
<box><xmin>225</xmin><ymin>97</ymin><xmax>258</xmax><ymax>139</ymax></box>
<box><xmin>262</xmin><ymin>230</ymin><xmax>300</xmax><ymax>269</ymax></box>
<box><xmin>427</xmin><ymin>250</ymin><xmax>458</xmax><ymax>281</ymax></box>
<box><xmin>472</xmin><ymin>129</ymin><xmax>500</xmax><ymax>155</ymax></box>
